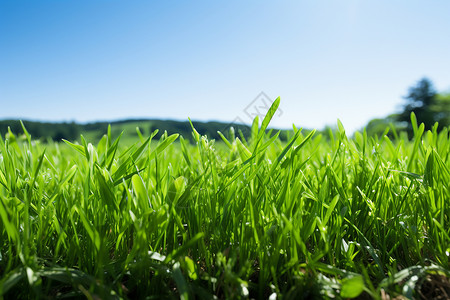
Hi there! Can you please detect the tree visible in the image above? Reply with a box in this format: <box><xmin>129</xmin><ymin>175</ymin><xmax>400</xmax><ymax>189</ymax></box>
<box><xmin>431</xmin><ymin>92</ymin><xmax>450</xmax><ymax>130</ymax></box>
<box><xmin>397</xmin><ymin>78</ymin><xmax>437</xmax><ymax>132</ymax></box>
<box><xmin>365</xmin><ymin>114</ymin><xmax>402</xmax><ymax>138</ymax></box>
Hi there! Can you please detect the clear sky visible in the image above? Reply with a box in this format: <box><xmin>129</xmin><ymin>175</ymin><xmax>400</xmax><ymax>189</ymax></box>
<box><xmin>1</xmin><ymin>1</ymin><xmax>450</xmax><ymax>133</ymax></box>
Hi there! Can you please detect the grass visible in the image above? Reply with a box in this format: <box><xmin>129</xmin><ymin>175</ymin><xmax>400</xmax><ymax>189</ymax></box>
<box><xmin>0</xmin><ymin>99</ymin><xmax>449</xmax><ymax>299</ymax></box>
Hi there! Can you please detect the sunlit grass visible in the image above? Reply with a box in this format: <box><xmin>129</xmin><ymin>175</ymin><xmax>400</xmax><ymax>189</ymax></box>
<box><xmin>0</xmin><ymin>101</ymin><xmax>449</xmax><ymax>299</ymax></box>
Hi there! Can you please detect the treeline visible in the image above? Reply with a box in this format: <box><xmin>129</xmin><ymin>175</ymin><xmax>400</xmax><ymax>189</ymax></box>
<box><xmin>0</xmin><ymin>120</ymin><xmax>82</xmax><ymax>141</ymax></box>
<box><xmin>148</xmin><ymin>120</ymin><xmax>291</xmax><ymax>141</ymax></box>
<box><xmin>0</xmin><ymin>118</ymin><xmax>287</xmax><ymax>142</ymax></box>
<box><xmin>118</xmin><ymin>119</ymin><xmax>257</xmax><ymax>141</ymax></box>
<box><xmin>365</xmin><ymin>78</ymin><xmax>450</xmax><ymax>137</ymax></box>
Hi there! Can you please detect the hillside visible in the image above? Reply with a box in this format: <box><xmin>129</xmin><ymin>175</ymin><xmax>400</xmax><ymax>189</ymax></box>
<box><xmin>0</xmin><ymin>118</ymin><xmax>291</xmax><ymax>143</ymax></box>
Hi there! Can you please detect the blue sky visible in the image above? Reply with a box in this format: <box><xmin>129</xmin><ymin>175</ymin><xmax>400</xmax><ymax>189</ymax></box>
<box><xmin>1</xmin><ymin>1</ymin><xmax>450</xmax><ymax>133</ymax></box>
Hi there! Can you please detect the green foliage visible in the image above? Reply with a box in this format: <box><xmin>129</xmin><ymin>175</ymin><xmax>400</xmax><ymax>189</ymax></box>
<box><xmin>0</xmin><ymin>120</ymin><xmax>81</xmax><ymax>141</ymax></box>
<box><xmin>365</xmin><ymin>114</ymin><xmax>403</xmax><ymax>138</ymax></box>
<box><xmin>397</xmin><ymin>78</ymin><xmax>450</xmax><ymax>133</ymax></box>
<box><xmin>0</xmin><ymin>103</ymin><xmax>449</xmax><ymax>299</ymax></box>
<box><xmin>432</xmin><ymin>92</ymin><xmax>450</xmax><ymax>128</ymax></box>
<box><xmin>398</xmin><ymin>78</ymin><xmax>437</xmax><ymax>129</ymax></box>
<box><xmin>365</xmin><ymin>78</ymin><xmax>450</xmax><ymax>137</ymax></box>
<box><xmin>0</xmin><ymin>118</ymin><xmax>298</xmax><ymax>144</ymax></box>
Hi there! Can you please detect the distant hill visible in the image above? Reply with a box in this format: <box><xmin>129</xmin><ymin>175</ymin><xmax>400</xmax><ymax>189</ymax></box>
<box><xmin>0</xmin><ymin>118</ymin><xmax>294</xmax><ymax>143</ymax></box>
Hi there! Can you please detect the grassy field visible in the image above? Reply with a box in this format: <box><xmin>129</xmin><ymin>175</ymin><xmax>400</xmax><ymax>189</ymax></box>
<box><xmin>0</xmin><ymin>99</ymin><xmax>449</xmax><ymax>299</ymax></box>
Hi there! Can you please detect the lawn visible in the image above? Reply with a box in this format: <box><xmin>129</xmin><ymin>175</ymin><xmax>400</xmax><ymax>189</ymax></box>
<box><xmin>0</xmin><ymin>99</ymin><xmax>449</xmax><ymax>299</ymax></box>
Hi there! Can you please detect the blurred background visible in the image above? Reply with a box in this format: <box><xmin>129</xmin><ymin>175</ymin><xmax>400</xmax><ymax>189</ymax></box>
<box><xmin>1</xmin><ymin>0</ymin><xmax>449</xmax><ymax>140</ymax></box>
